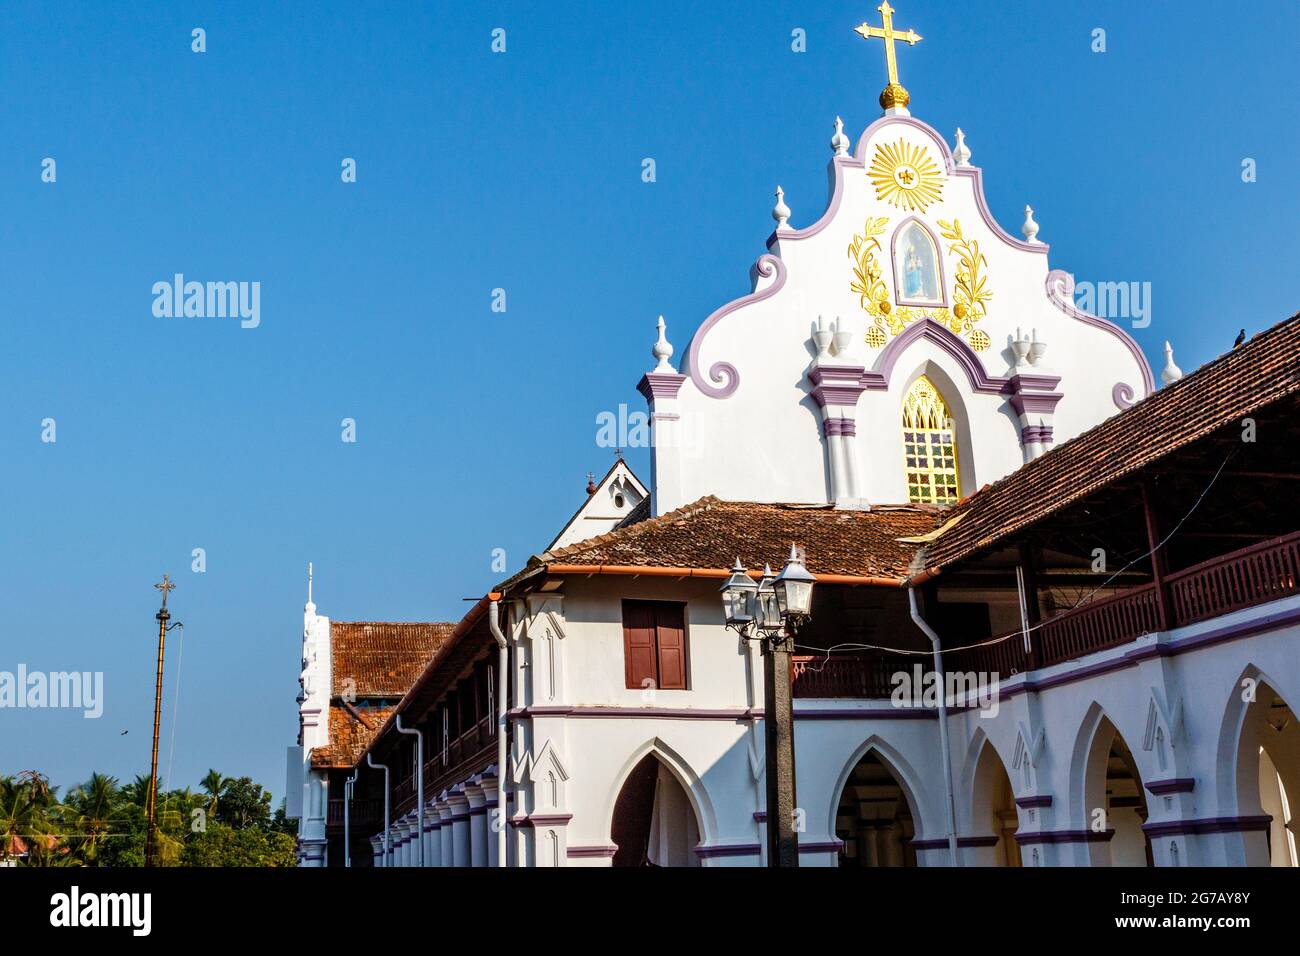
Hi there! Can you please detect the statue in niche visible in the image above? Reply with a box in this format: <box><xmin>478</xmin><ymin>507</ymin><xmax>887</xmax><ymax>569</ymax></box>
<box><xmin>896</xmin><ymin>221</ymin><xmax>942</xmax><ymax>305</ymax></box>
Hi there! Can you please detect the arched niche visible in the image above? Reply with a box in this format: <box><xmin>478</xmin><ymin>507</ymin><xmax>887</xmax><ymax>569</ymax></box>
<box><xmin>891</xmin><ymin>217</ymin><xmax>947</xmax><ymax>309</ymax></box>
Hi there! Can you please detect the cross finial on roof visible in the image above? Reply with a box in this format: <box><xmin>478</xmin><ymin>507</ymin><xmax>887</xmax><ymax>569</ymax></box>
<box><xmin>154</xmin><ymin>574</ymin><xmax>176</xmax><ymax>610</ymax></box>
<box><xmin>854</xmin><ymin>2</ymin><xmax>923</xmax><ymax>113</ymax></box>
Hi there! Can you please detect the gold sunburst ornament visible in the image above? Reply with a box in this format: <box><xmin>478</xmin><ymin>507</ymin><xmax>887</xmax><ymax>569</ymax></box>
<box><xmin>869</xmin><ymin>139</ymin><xmax>943</xmax><ymax>212</ymax></box>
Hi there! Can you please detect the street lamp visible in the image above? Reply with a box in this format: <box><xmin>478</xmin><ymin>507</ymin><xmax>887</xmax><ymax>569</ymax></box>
<box><xmin>720</xmin><ymin>544</ymin><xmax>815</xmax><ymax>867</ymax></box>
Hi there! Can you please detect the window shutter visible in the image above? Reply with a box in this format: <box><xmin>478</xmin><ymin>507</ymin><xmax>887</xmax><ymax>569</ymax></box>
<box><xmin>622</xmin><ymin>601</ymin><xmax>658</xmax><ymax>690</ymax></box>
<box><xmin>654</xmin><ymin>603</ymin><xmax>687</xmax><ymax>690</ymax></box>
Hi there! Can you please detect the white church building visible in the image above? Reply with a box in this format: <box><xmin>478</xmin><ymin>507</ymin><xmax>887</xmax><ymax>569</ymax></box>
<box><xmin>288</xmin><ymin>6</ymin><xmax>1300</xmax><ymax>868</ymax></box>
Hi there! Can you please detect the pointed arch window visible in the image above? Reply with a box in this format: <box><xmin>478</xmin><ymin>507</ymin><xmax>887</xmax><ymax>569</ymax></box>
<box><xmin>902</xmin><ymin>376</ymin><xmax>960</xmax><ymax>504</ymax></box>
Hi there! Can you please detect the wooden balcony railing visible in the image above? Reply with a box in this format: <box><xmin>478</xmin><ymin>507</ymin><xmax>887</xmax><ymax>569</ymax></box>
<box><xmin>1036</xmin><ymin>584</ymin><xmax>1162</xmax><ymax>665</ymax></box>
<box><xmin>391</xmin><ymin>714</ymin><xmax>497</xmax><ymax>817</ymax></box>
<box><xmin>327</xmin><ymin>797</ymin><xmax>382</xmax><ymax>829</ymax></box>
<box><xmin>792</xmin><ymin>530</ymin><xmax>1300</xmax><ymax>698</ymax></box>
<box><xmin>1168</xmin><ymin>529</ymin><xmax>1300</xmax><ymax>626</ymax></box>
<box><xmin>792</xmin><ymin>653</ymin><xmax>929</xmax><ymax>699</ymax></box>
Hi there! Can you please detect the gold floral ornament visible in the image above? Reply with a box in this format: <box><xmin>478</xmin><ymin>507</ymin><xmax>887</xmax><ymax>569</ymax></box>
<box><xmin>847</xmin><ymin>216</ymin><xmax>895</xmax><ymax>327</ymax></box>
<box><xmin>936</xmin><ymin>218</ymin><xmax>991</xmax><ymax>346</ymax></box>
<box><xmin>869</xmin><ymin>139</ymin><xmax>943</xmax><ymax>212</ymax></box>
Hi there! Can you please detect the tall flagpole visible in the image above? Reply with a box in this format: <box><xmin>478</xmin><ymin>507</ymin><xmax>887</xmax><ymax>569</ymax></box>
<box><xmin>145</xmin><ymin>575</ymin><xmax>177</xmax><ymax>867</ymax></box>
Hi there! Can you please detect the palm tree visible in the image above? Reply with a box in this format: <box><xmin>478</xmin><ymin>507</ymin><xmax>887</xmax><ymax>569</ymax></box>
<box><xmin>0</xmin><ymin>772</ymin><xmax>58</xmax><ymax>865</ymax></box>
<box><xmin>60</xmin><ymin>773</ymin><xmax>122</xmax><ymax>866</ymax></box>
<box><xmin>200</xmin><ymin>769</ymin><xmax>230</xmax><ymax>817</ymax></box>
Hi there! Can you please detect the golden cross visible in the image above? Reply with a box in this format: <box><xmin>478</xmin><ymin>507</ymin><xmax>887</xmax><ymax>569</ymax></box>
<box><xmin>854</xmin><ymin>2</ymin><xmax>922</xmax><ymax>89</ymax></box>
<box><xmin>154</xmin><ymin>574</ymin><xmax>176</xmax><ymax>609</ymax></box>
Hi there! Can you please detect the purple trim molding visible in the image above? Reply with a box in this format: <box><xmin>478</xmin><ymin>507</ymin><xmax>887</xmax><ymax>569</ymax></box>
<box><xmin>1112</xmin><ymin>382</ymin><xmax>1136</xmax><ymax>410</ymax></box>
<box><xmin>1046</xmin><ymin>270</ymin><xmax>1155</xmax><ymax>395</ymax></box>
<box><xmin>770</xmin><ymin>114</ymin><xmax>1049</xmax><ymax>257</ymax></box>
<box><xmin>637</xmin><ymin>372</ymin><xmax>687</xmax><ymax>403</ymax></box>
<box><xmin>1014</xmin><ymin>828</ymin><xmax>1115</xmax><ymax>846</ymax></box>
<box><xmin>1145</xmin><ymin>778</ymin><xmax>1196</xmax><ymax>796</ymax></box>
<box><xmin>809</xmin><ymin>365</ymin><xmax>868</xmax><ymax>408</ymax></box>
<box><xmin>911</xmin><ymin>835</ymin><xmax>1001</xmax><ymax>850</ymax></box>
<box><xmin>1015</xmin><ymin>795</ymin><xmax>1053</xmax><ymax>809</ymax></box>
<box><xmin>514</xmin><ymin>705</ymin><xmax>757</xmax><ymax>720</ymax></box>
<box><xmin>791</xmin><ymin>707</ymin><xmax>936</xmax><ymax>720</ymax></box>
<box><xmin>823</xmin><ymin>417</ymin><xmax>857</xmax><ymax>438</ymax></box>
<box><xmin>797</xmin><ymin>840</ymin><xmax>845</xmax><ymax>853</ymax></box>
<box><xmin>694</xmin><ymin>843</ymin><xmax>762</xmax><ymax>859</ymax></box>
<box><xmin>684</xmin><ymin>254</ymin><xmax>787</xmax><ymax>400</ymax></box>
<box><xmin>509</xmin><ymin>813</ymin><xmax>573</xmax><ymax>829</ymax></box>
<box><xmin>891</xmin><ymin>216</ymin><xmax>951</xmax><ymax>310</ymax></box>
<box><xmin>861</xmin><ymin>318</ymin><xmax>1008</xmax><ymax>395</ymax></box>
<box><xmin>1021</xmin><ymin>424</ymin><xmax>1054</xmax><ymax>446</ymax></box>
<box><xmin>567</xmin><ymin>845</ymin><xmax>619</xmax><ymax>859</ymax></box>
<box><xmin>1141</xmin><ymin>815</ymin><xmax>1271</xmax><ymax>838</ymax></box>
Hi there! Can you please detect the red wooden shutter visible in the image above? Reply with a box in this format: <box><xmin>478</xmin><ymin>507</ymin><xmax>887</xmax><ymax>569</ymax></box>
<box><xmin>654</xmin><ymin>603</ymin><xmax>687</xmax><ymax>690</ymax></box>
<box><xmin>622</xmin><ymin>601</ymin><xmax>658</xmax><ymax>690</ymax></box>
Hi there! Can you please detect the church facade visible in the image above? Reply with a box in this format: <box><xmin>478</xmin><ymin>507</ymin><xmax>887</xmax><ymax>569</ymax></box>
<box><xmin>288</xmin><ymin>7</ymin><xmax>1300</xmax><ymax>868</ymax></box>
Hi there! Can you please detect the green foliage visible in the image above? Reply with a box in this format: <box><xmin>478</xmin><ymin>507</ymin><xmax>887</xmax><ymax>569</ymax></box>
<box><xmin>0</xmin><ymin>768</ymin><xmax>294</xmax><ymax>868</ymax></box>
<box><xmin>181</xmin><ymin>823</ymin><xmax>297</xmax><ymax>867</ymax></box>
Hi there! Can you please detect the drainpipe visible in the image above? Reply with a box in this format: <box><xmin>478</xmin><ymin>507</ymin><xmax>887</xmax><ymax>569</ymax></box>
<box><xmin>395</xmin><ymin>713</ymin><xmax>425</xmax><ymax>868</ymax></box>
<box><xmin>487</xmin><ymin>598</ymin><xmax>510</xmax><ymax>867</ymax></box>
<box><xmin>343</xmin><ymin>769</ymin><xmax>358</xmax><ymax>868</ymax></box>
<box><xmin>366</xmin><ymin>752</ymin><xmax>391</xmax><ymax>867</ymax></box>
<box><xmin>908</xmin><ymin>586</ymin><xmax>961</xmax><ymax>866</ymax></box>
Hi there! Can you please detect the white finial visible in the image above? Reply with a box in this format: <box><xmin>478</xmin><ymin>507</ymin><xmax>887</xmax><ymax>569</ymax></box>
<box><xmin>306</xmin><ymin>561</ymin><xmax>315</xmax><ymax>611</ymax></box>
<box><xmin>1161</xmin><ymin>340</ymin><xmax>1183</xmax><ymax>384</ymax></box>
<box><xmin>1022</xmin><ymin>205</ymin><xmax>1041</xmax><ymax>243</ymax></box>
<box><xmin>652</xmin><ymin>315</ymin><xmax>675</xmax><ymax>371</ymax></box>
<box><xmin>772</xmin><ymin>186</ymin><xmax>791</xmax><ymax>229</ymax></box>
<box><xmin>813</xmin><ymin>316</ymin><xmax>833</xmax><ymax>359</ymax></box>
<box><xmin>953</xmin><ymin>128</ymin><xmax>971</xmax><ymax>166</ymax></box>
<box><xmin>831</xmin><ymin>317</ymin><xmax>853</xmax><ymax>358</ymax></box>
<box><xmin>1028</xmin><ymin>328</ymin><xmax>1047</xmax><ymax>366</ymax></box>
<box><xmin>1012</xmin><ymin>327</ymin><xmax>1030</xmax><ymax>368</ymax></box>
<box><xmin>831</xmin><ymin>116</ymin><xmax>851</xmax><ymax>157</ymax></box>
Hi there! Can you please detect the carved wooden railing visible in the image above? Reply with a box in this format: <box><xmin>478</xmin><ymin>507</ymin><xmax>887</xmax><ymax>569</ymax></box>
<box><xmin>1036</xmin><ymin>583</ymin><xmax>1162</xmax><ymax>665</ymax></box>
<box><xmin>1167</xmin><ymin>529</ymin><xmax>1300</xmax><ymax>626</ymax></box>
<box><xmin>791</xmin><ymin>653</ymin><xmax>929</xmax><ymax>699</ymax></box>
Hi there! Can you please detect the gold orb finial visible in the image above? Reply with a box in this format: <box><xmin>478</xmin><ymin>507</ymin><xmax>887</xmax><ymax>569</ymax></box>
<box><xmin>879</xmin><ymin>83</ymin><xmax>910</xmax><ymax>110</ymax></box>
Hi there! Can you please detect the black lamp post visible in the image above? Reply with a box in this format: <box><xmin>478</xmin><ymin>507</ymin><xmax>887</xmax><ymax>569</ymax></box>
<box><xmin>721</xmin><ymin>544</ymin><xmax>815</xmax><ymax>867</ymax></box>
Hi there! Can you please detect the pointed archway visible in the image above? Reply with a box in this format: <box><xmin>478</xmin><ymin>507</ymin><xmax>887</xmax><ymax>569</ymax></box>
<box><xmin>609</xmin><ymin>753</ymin><xmax>701</xmax><ymax>867</ymax></box>
<box><xmin>1219</xmin><ymin>671</ymin><xmax>1300</xmax><ymax>867</ymax></box>
<box><xmin>1077</xmin><ymin>709</ymin><xmax>1150</xmax><ymax>866</ymax></box>
<box><xmin>967</xmin><ymin>738</ymin><xmax>1021</xmax><ymax>866</ymax></box>
<box><xmin>834</xmin><ymin>749</ymin><xmax>919</xmax><ymax>867</ymax></box>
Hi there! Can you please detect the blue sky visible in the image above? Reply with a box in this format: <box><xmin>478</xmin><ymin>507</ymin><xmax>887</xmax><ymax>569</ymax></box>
<box><xmin>2</xmin><ymin>0</ymin><xmax>1297</xmax><ymax>800</ymax></box>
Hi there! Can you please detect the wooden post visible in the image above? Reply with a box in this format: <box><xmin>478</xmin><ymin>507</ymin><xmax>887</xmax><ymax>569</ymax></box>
<box><xmin>1140</xmin><ymin>481</ymin><xmax>1172</xmax><ymax>630</ymax></box>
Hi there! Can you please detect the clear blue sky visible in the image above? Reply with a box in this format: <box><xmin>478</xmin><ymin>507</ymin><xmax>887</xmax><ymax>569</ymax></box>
<box><xmin>2</xmin><ymin>0</ymin><xmax>1297</xmax><ymax>801</ymax></box>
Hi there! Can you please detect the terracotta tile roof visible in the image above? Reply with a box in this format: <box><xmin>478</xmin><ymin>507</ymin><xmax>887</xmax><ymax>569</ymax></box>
<box><xmin>330</xmin><ymin>622</ymin><xmax>455</xmax><ymax>698</ymax></box>
<box><xmin>536</xmin><ymin>496</ymin><xmax>938</xmax><ymax>580</ymax></box>
<box><xmin>311</xmin><ymin>703</ymin><xmax>396</xmax><ymax>769</ymax></box>
<box><xmin>919</xmin><ymin>312</ymin><xmax>1300</xmax><ymax>573</ymax></box>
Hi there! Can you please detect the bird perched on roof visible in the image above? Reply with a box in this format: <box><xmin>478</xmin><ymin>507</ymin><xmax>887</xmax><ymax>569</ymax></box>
<box><xmin>1234</xmin><ymin>329</ymin><xmax>1246</xmax><ymax>348</ymax></box>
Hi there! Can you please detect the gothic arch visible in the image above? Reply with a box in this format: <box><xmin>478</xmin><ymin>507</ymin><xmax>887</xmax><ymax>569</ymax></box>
<box><xmin>603</xmin><ymin>737</ymin><xmax>716</xmax><ymax>849</ymax></box>
<box><xmin>1069</xmin><ymin>702</ymin><xmax>1150</xmax><ymax>866</ymax></box>
<box><xmin>1215</xmin><ymin>664</ymin><xmax>1300</xmax><ymax>865</ymax></box>
<box><xmin>898</xmin><ymin>360</ymin><xmax>977</xmax><ymax>498</ymax></box>
<box><xmin>828</xmin><ymin>734</ymin><xmax>930</xmax><ymax>842</ymax></box>
<box><xmin>961</xmin><ymin>730</ymin><xmax>1021</xmax><ymax>866</ymax></box>
<box><xmin>890</xmin><ymin>216</ymin><xmax>949</xmax><ymax>309</ymax></box>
